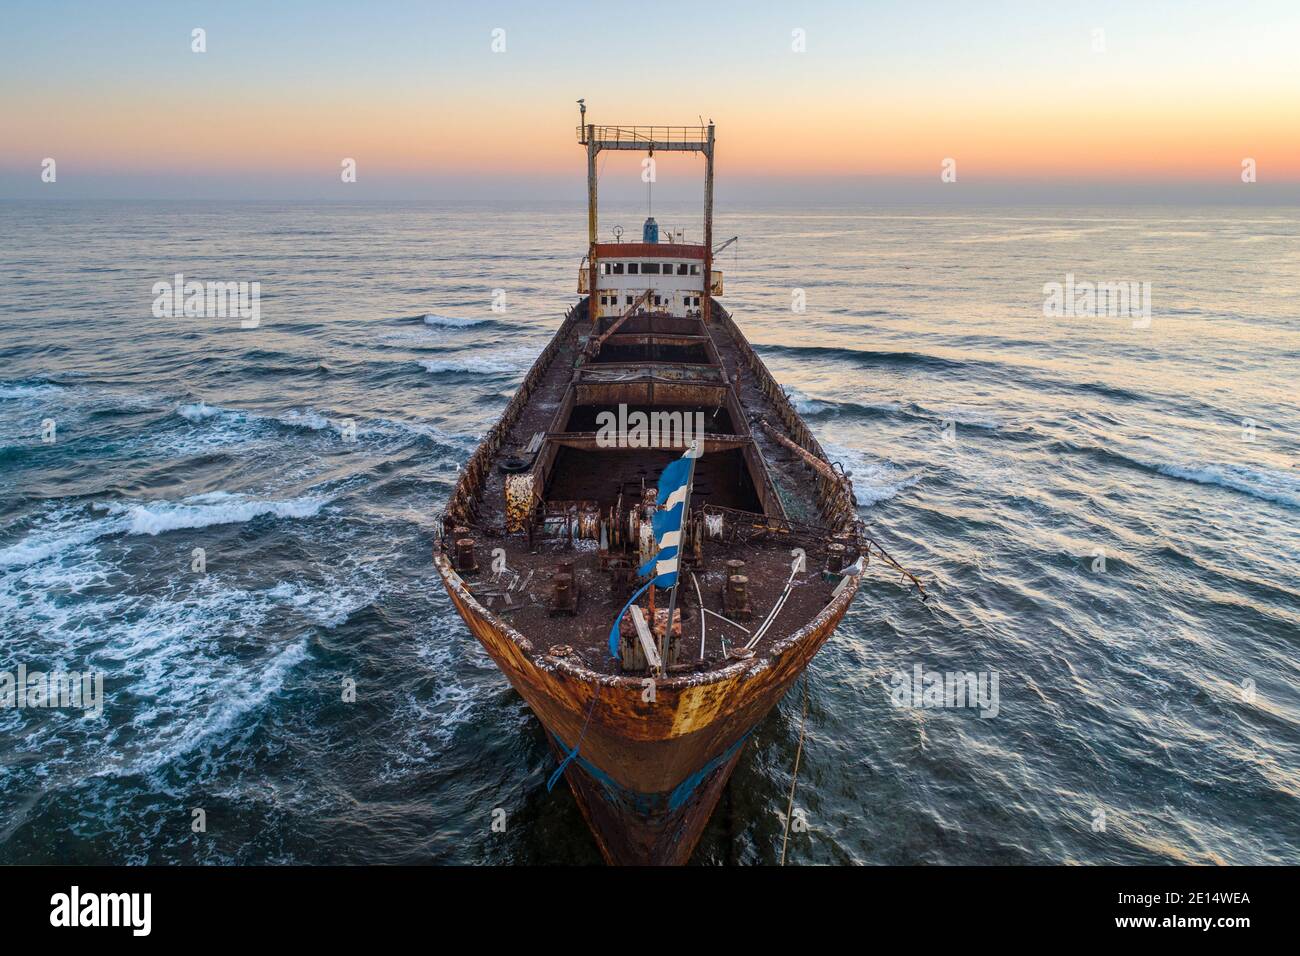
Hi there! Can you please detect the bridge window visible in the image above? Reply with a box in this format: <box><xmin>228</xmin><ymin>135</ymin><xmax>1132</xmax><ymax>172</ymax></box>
<box><xmin>676</xmin><ymin>264</ymin><xmax>689</xmax><ymax>275</ymax></box>
<box><xmin>627</xmin><ymin>263</ymin><xmax>639</xmax><ymax>275</ymax></box>
<box><xmin>689</xmin><ymin>264</ymin><xmax>701</xmax><ymax>275</ymax></box>
<box><xmin>643</xmin><ymin>263</ymin><xmax>660</xmax><ymax>274</ymax></box>
<box><xmin>662</xmin><ymin>263</ymin><xmax>672</xmax><ymax>273</ymax></box>
<box><xmin>612</xmin><ymin>262</ymin><xmax>625</xmax><ymax>275</ymax></box>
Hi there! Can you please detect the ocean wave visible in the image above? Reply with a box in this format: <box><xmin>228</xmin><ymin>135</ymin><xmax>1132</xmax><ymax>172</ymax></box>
<box><xmin>396</xmin><ymin>620</ymin><xmax>505</xmax><ymax>758</ymax></box>
<box><xmin>103</xmin><ymin>491</ymin><xmax>328</xmax><ymax>536</ymax></box>
<box><xmin>784</xmin><ymin>386</ymin><xmax>902</xmax><ymax>421</ymax></box>
<box><xmin>423</xmin><ymin>313</ymin><xmax>488</xmax><ymax>329</ymax></box>
<box><xmin>821</xmin><ymin>442</ymin><xmax>922</xmax><ymax>507</ymax></box>
<box><xmin>1055</xmin><ymin>440</ymin><xmax>1299</xmax><ymax>508</ymax></box>
<box><xmin>926</xmin><ymin>406</ymin><xmax>1002</xmax><ymax>430</ymax></box>
<box><xmin>364</xmin><ymin>417</ymin><xmax>477</xmax><ymax>448</ymax></box>
<box><xmin>277</xmin><ymin>409</ymin><xmax>332</xmax><ymax>431</ymax></box>
<box><xmin>418</xmin><ymin>355</ymin><xmax>522</xmax><ymax>375</ymax></box>
<box><xmin>0</xmin><ymin>492</ymin><xmax>329</xmax><ymax>568</ymax></box>
<box><xmin>177</xmin><ymin>402</ymin><xmax>333</xmax><ymax>434</ymax></box>
<box><xmin>0</xmin><ymin>382</ymin><xmax>65</xmax><ymax>400</ymax></box>
<box><xmin>756</xmin><ymin>343</ymin><xmax>969</xmax><ymax>373</ymax></box>
<box><xmin>2</xmin><ymin>572</ymin><xmax>320</xmax><ymax>780</ymax></box>
<box><xmin>114</xmin><ymin>638</ymin><xmax>310</xmax><ymax>778</ymax></box>
<box><xmin>172</xmin><ymin>401</ymin><xmax>473</xmax><ymax>457</ymax></box>
<box><xmin>1155</xmin><ymin>462</ymin><xmax>1300</xmax><ymax>509</ymax></box>
<box><xmin>176</xmin><ymin>401</ymin><xmax>223</xmax><ymax>421</ymax></box>
<box><xmin>1</xmin><ymin>530</ymin><xmax>384</xmax><ymax>782</ymax></box>
<box><xmin>784</xmin><ymin>388</ymin><xmax>1001</xmax><ymax>434</ymax></box>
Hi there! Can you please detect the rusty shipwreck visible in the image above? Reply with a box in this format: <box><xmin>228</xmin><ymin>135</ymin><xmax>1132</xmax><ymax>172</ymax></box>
<box><xmin>433</xmin><ymin>108</ymin><xmax>922</xmax><ymax>865</ymax></box>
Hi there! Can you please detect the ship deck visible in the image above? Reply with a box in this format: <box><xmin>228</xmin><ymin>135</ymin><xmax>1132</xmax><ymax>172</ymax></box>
<box><xmin>441</xmin><ymin>299</ymin><xmax>864</xmax><ymax>676</ymax></box>
<box><xmin>457</xmin><ymin>526</ymin><xmax>845</xmax><ymax>676</ymax></box>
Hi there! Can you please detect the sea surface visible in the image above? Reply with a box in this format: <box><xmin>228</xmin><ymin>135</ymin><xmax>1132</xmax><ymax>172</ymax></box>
<box><xmin>1</xmin><ymin>200</ymin><xmax>1297</xmax><ymax>865</ymax></box>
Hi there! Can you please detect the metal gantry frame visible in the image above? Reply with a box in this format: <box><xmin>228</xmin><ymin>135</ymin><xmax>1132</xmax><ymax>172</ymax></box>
<box><xmin>577</xmin><ymin>101</ymin><xmax>715</xmax><ymax>327</ymax></box>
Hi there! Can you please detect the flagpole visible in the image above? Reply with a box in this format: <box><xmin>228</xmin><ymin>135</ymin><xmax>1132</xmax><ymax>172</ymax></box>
<box><xmin>659</xmin><ymin>441</ymin><xmax>698</xmax><ymax>670</ymax></box>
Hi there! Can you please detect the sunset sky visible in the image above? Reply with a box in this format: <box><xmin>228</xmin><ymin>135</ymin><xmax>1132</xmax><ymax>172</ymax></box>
<box><xmin>2</xmin><ymin>0</ymin><xmax>1297</xmax><ymax>201</ymax></box>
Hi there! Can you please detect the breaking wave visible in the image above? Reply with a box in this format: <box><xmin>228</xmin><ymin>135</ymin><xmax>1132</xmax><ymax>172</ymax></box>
<box><xmin>1054</xmin><ymin>439</ymin><xmax>1299</xmax><ymax>508</ymax></box>
<box><xmin>756</xmin><ymin>343</ymin><xmax>971</xmax><ymax>373</ymax></box>
<box><xmin>418</xmin><ymin>355</ymin><xmax>522</xmax><ymax>375</ymax></box>
<box><xmin>0</xmin><ymin>492</ymin><xmax>330</xmax><ymax>568</ymax></box>
<box><xmin>176</xmin><ymin>402</ymin><xmax>333</xmax><ymax>433</ymax></box>
<box><xmin>422</xmin><ymin>313</ymin><xmax>489</xmax><ymax>329</ymax></box>
<box><xmin>1154</xmin><ymin>462</ymin><xmax>1300</xmax><ymax>509</ymax></box>
<box><xmin>0</xmin><ymin>382</ymin><xmax>65</xmax><ymax>400</ymax></box>
<box><xmin>821</xmin><ymin>442</ymin><xmax>923</xmax><ymax>507</ymax></box>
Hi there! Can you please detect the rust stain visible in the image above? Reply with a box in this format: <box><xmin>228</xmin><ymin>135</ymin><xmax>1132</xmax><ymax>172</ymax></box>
<box><xmin>434</xmin><ymin>552</ymin><xmax>858</xmax><ymax>862</ymax></box>
<box><xmin>503</xmin><ymin>472</ymin><xmax>534</xmax><ymax>533</ymax></box>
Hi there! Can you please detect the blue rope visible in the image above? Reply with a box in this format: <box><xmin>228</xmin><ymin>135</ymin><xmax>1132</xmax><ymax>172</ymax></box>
<box><xmin>547</xmin><ymin>746</ymin><xmax>579</xmax><ymax>792</ymax></box>
<box><xmin>607</xmin><ymin>579</ymin><xmax>653</xmax><ymax>657</ymax></box>
<box><xmin>547</xmin><ymin>688</ymin><xmax>600</xmax><ymax>792</ymax></box>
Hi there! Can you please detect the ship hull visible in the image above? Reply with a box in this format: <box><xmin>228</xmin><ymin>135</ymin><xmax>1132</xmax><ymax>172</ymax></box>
<box><xmin>435</xmin><ymin>553</ymin><xmax>858</xmax><ymax>865</ymax></box>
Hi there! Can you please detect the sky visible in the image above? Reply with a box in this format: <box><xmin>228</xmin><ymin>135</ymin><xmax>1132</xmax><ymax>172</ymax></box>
<box><xmin>2</xmin><ymin>0</ymin><xmax>1298</xmax><ymax>202</ymax></box>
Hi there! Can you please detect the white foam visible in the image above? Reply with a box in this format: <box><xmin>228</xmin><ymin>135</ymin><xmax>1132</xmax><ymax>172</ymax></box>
<box><xmin>0</xmin><ymin>515</ymin><xmax>108</xmax><ymax>569</ymax></box>
<box><xmin>1</xmin><ymin>547</ymin><xmax>380</xmax><ymax>780</ymax></box>
<box><xmin>423</xmin><ymin>313</ymin><xmax>486</xmax><ymax>328</ymax></box>
<box><xmin>277</xmin><ymin>409</ymin><xmax>331</xmax><ymax>431</ymax></box>
<box><xmin>108</xmin><ymin>491</ymin><xmax>328</xmax><ymax>537</ymax></box>
<box><xmin>118</xmin><ymin>638</ymin><xmax>309</xmax><ymax>777</ymax></box>
<box><xmin>264</xmin><ymin>580</ymin><xmax>363</xmax><ymax>628</ymax></box>
<box><xmin>174</xmin><ymin>402</ymin><xmax>259</xmax><ymax>431</ymax></box>
<box><xmin>176</xmin><ymin>402</ymin><xmax>335</xmax><ymax>433</ymax></box>
<box><xmin>365</xmin><ymin>418</ymin><xmax>475</xmax><ymax>447</ymax></box>
<box><xmin>784</xmin><ymin>386</ymin><xmax>831</xmax><ymax>416</ymax></box>
<box><xmin>0</xmin><ymin>492</ymin><xmax>329</xmax><ymax>568</ymax></box>
<box><xmin>0</xmin><ymin>383</ymin><xmax>63</xmax><ymax>400</ymax></box>
<box><xmin>176</xmin><ymin>401</ymin><xmax>222</xmax><ymax>421</ymax></box>
<box><xmin>1156</xmin><ymin>462</ymin><xmax>1299</xmax><ymax>509</ymax></box>
<box><xmin>821</xmin><ymin>442</ymin><xmax>921</xmax><ymax>507</ymax></box>
<box><xmin>931</xmin><ymin>407</ymin><xmax>1002</xmax><ymax>430</ymax></box>
<box><xmin>418</xmin><ymin>356</ymin><xmax>520</xmax><ymax>375</ymax></box>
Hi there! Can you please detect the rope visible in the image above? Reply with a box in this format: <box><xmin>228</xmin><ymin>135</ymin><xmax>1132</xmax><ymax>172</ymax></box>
<box><xmin>746</xmin><ymin>560</ymin><xmax>800</xmax><ymax>650</ymax></box>
<box><xmin>779</xmin><ymin>676</ymin><xmax>810</xmax><ymax>866</ymax></box>
<box><xmin>692</xmin><ymin>571</ymin><xmax>706</xmax><ymax>660</ymax></box>
<box><xmin>547</xmin><ymin>687</ymin><xmax>600</xmax><ymax>791</ymax></box>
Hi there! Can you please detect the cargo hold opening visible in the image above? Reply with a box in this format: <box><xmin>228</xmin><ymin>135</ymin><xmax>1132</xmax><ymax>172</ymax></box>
<box><xmin>589</xmin><ymin>341</ymin><xmax>710</xmax><ymax>364</ymax></box>
<box><xmin>564</xmin><ymin>403</ymin><xmax>735</xmax><ymax>435</ymax></box>
<box><xmin>544</xmin><ymin>446</ymin><xmax>762</xmax><ymax>513</ymax></box>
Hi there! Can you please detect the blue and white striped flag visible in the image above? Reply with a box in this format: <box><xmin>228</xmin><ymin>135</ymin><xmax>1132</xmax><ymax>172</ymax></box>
<box><xmin>607</xmin><ymin>444</ymin><xmax>699</xmax><ymax>657</ymax></box>
<box><xmin>636</xmin><ymin>453</ymin><xmax>692</xmax><ymax>588</ymax></box>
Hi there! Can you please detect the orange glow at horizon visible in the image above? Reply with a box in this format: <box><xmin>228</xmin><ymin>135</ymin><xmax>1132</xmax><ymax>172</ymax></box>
<box><xmin>5</xmin><ymin>1</ymin><xmax>1300</xmax><ymax>194</ymax></box>
<box><xmin>7</xmin><ymin>83</ymin><xmax>1298</xmax><ymax>185</ymax></box>
<box><xmin>12</xmin><ymin>92</ymin><xmax>1300</xmax><ymax>187</ymax></box>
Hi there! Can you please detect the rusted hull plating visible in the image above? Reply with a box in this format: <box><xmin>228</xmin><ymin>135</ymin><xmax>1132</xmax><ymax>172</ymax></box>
<box><xmin>435</xmin><ymin>553</ymin><xmax>860</xmax><ymax>865</ymax></box>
